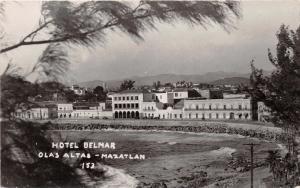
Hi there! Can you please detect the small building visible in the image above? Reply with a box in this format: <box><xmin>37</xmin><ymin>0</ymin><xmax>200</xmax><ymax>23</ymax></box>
<box><xmin>15</xmin><ymin>106</ymin><xmax>57</xmax><ymax>120</ymax></box>
<box><xmin>71</xmin><ymin>85</ymin><xmax>86</xmax><ymax>95</ymax></box>
<box><xmin>57</xmin><ymin>103</ymin><xmax>73</xmax><ymax>118</ymax></box>
<box><xmin>169</xmin><ymin>88</ymin><xmax>189</xmax><ymax>100</ymax></box>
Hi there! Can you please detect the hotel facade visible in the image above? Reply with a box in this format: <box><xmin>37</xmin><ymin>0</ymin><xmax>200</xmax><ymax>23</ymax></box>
<box><xmin>183</xmin><ymin>98</ymin><xmax>252</xmax><ymax>120</ymax></box>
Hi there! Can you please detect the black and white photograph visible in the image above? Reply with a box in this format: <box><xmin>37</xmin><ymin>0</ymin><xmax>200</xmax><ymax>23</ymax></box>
<box><xmin>1</xmin><ymin>0</ymin><xmax>300</xmax><ymax>187</ymax></box>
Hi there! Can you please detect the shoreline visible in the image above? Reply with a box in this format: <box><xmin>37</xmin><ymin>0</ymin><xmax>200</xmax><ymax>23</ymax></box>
<box><xmin>39</xmin><ymin>119</ymin><xmax>286</xmax><ymax>143</ymax></box>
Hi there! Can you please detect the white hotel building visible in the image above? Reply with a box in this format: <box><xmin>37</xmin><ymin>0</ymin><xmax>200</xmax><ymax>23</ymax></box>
<box><xmin>183</xmin><ymin>98</ymin><xmax>252</xmax><ymax>120</ymax></box>
<box><xmin>111</xmin><ymin>90</ymin><xmax>252</xmax><ymax>120</ymax></box>
<box><xmin>111</xmin><ymin>90</ymin><xmax>156</xmax><ymax>119</ymax></box>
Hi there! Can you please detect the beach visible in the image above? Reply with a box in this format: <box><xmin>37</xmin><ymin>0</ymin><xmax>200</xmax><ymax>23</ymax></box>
<box><xmin>54</xmin><ymin>129</ymin><xmax>281</xmax><ymax>188</ymax></box>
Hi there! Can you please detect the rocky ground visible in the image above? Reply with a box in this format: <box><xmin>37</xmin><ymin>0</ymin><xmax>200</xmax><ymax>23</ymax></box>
<box><xmin>55</xmin><ymin>129</ymin><xmax>282</xmax><ymax>188</ymax></box>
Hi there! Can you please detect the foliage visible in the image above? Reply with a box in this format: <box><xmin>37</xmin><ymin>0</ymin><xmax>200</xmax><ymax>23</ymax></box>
<box><xmin>250</xmin><ymin>25</ymin><xmax>300</xmax><ymax>133</ymax></box>
<box><xmin>120</xmin><ymin>79</ymin><xmax>135</xmax><ymax>90</ymax></box>
<box><xmin>265</xmin><ymin>151</ymin><xmax>300</xmax><ymax>187</ymax></box>
<box><xmin>93</xmin><ymin>85</ymin><xmax>106</xmax><ymax>101</ymax></box>
<box><xmin>32</xmin><ymin>43</ymin><xmax>71</xmax><ymax>82</ymax></box>
<box><xmin>251</xmin><ymin>25</ymin><xmax>300</xmax><ymax>186</ymax></box>
<box><xmin>0</xmin><ymin>75</ymin><xmax>39</xmax><ymax>118</ymax></box>
<box><xmin>1</xmin><ymin>1</ymin><xmax>240</xmax><ymax>53</ymax></box>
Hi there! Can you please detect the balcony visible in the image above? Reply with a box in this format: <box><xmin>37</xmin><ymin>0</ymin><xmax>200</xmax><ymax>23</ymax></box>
<box><xmin>184</xmin><ymin>108</ymin><xmax>250</xmax><ymax>111</ymax></box>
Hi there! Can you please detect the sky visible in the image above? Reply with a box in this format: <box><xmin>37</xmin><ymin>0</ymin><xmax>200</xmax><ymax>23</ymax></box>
<box><xmin>1</xmin><ymin>1</ymin><xmax>300</xmax><ymax>83</ymax></box>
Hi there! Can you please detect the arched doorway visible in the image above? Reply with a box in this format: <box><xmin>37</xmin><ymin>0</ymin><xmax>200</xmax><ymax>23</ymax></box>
<box><xmin>123</xmin><ymin>111</ymin><xmax>126</xmax><ymax>119</ymax></box>
<box><xmin>131</xmin><ymin>111</ymin><xmax>135</xmax><ymax>119</ymax></box>
<box><xmin>119</xmin><ymin>111</ymin><xmax>123</xmax><ymax>118</ymax></box>
<box><xmin>127</xmin><ymin>111</ymin><xmax>131</xmax><ymax>118</ymax></box>
<box><xmin>238</xmin><ymin>114</ymin><xmax>242</xmax><ymax>119</ymax></box>
<box><xmin>115</xmin><ymin>112</ymin><xmax>119</xmax><ymax>119</ymax></box>
<box><xmin>229</xmin><ymin>112</ymin><xmax>234</xmax><ymax>119</ymax></box>
<box><xmin>135</xmin><ymin>111</ymin><xmax>139</xmax><ymax>119</ymax></box>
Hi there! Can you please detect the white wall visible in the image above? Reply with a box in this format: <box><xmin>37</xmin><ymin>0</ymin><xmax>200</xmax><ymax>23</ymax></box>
<box><xmin>154</xmin><ymin>93</ymin><xmax>168</xmax><ymax>103</ymax></box>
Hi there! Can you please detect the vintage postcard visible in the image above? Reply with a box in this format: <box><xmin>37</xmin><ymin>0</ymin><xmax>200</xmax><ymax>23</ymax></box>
<box><xmin>1</xmin><ymin>1</ymin><xmax>300</xmax><ymax>188</ymax></box>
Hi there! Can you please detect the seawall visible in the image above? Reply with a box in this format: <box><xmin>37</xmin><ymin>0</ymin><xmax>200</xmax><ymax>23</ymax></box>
<box><xmin>42</xmin><ymin>119</ymin><xmax>287</xmax><ymax>143</ymax></box>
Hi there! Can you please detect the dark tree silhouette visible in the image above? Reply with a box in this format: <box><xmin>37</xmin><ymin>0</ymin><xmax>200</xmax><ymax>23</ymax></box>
<box><xmin>120</xmin><ymin>79</ymin><xmax>135</xmax><ymax>90</ymax></box>
<box><xmin>251</xmin><ymin>25</ymin><xmax>300</xmax><ymax>186</ymax></box>
<box><xmin>93</xmin><ymin>86</ymin><xmax>106</xmax><ymax>101</ymax></box>
<box><xmin>1</xmin><ymin>1</ymin><xmax>240</xmax><ymax>53</ymax></box>
<box><xmin>251</xmin><ymin>25</ymin><xmax>300</xmax><ymax>144</ymax></box>
<box><xmin>1</xmin><ymin>75</ymin><xmax>39</xmax><ymax>119</ymax></box>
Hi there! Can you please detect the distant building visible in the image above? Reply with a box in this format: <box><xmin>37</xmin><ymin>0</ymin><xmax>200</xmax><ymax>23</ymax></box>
<box><xmin>257</xmin><ymin>102</ymin><xmax>272</xmax><ymax>122</ymax></box>
<box><xmin>223</xmin><ymin>93</ymin><xmax>247</xmax><ymax>99</ymax></box>
<box><xmin>169</xmin><ymin>88</ymin><xmax>189</xmax><ymax>100</ymax></box>
<box><xmin>57</xmin><ymin>103</ymin><xmax>73</xmax><ymax>118</ymax></box>
<box><xmin>183</xmin><ymin>98</ymin><xmax>252</xmax><ymax>120</ymax></box>
<box><xmin>14</xmin><ymin>103</ymin><xmax>57</xmax><ymax>120</ymax></box>
<box><xmin>197</xmin><ymin>89</ymin><xmax>210</xmax><ymax>99</ymax></box>
<box><xmin>57</xmin><ymin>102</ymin><xmax>112</xmax><ymax>119</ymax></box>
<box><xmin>71</xmin><ymin>85</ymin><xmax>86</xmax><ymax>95</ymax></box>
<box><xmin>141</xmin><ymin>101</ymin><xmax>184</xmax><ymax>119</ymax></box>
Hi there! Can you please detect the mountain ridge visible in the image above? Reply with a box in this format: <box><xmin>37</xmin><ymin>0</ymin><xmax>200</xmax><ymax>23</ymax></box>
<box><xmin>76</xmin><ymin>71</ymin><xmax>255</xmax><ymax>89</ymax></box>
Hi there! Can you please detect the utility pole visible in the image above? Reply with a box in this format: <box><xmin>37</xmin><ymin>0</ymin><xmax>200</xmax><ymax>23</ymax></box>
<box><xmin>243</xmin><ymin>143</ymin><xmax>260</xmax><ymax>188</ymax></box>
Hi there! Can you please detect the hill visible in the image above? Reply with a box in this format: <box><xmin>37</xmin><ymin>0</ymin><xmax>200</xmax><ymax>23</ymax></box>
<box><xmin>209</xmin><ymin>77</ymin><xmax>250</xmax><ymax>86</ymax></box>
<box><xmin>76</xmin><ymin>71</ymin><xmax>254</xmax><ymax>90</ymax></box>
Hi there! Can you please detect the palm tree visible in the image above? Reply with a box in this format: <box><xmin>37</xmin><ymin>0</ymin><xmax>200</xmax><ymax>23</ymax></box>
<box><xmin>265</xmin><ymin>150</ymin><xmax>281</xmax><ymax>180</ymax></box>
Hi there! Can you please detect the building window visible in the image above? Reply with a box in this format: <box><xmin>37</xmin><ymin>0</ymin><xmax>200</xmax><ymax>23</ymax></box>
<box><xmin>127</xmin><ymin>104</ymin><xmax>130</xmax><ymax>108</ymax></box>
<box><xmin>175</xmin><ymin>93</ymin><xmax>178</xmax><ymax>97</ymax></box>
<box><xmin>127</xmin><ymin>96</ymin><xmax>129</xmax><ymax>100</ymax></box>
<box><xmin>216</xmin><ymin>113</ymin><xmax>219</xmax><ymax>119</ymax></box>
<box><xmin>175</xmin><ymin>114</ymin><xmax>177</xmax><ymax>118</ymax></box>
<box><xmin>196</xmin><ymin>113</ymin><xmax>198</xmax><ymax>118</ymax></box>
<box><xmin>131</xmin><ymin>96</ymin><xmax>134</xmax><ymax>100</ymax></box>
<box><xmin>118</xmin><ymin>97</ymin><xmax>121</xmax><ymax>100</ymax></box>
<box><xmin>123</xmin><ymin>97</ymin><xmax>125</xmax><ymax>100</ymax></box>
<box><xmin>118</xmin><ymin>104</ymin><xmax>122</xmax><ymax>109</ymax></box>
<box><xmin>189</xmin><ymin>113</ymin><xmax>191</xmax><ymax>119</ymax></box>
<box><xmin>180</xmin><ymin>114</ymin><xmax>182</xmax><ymax>118</ymax></box>
<box><xmin>209</xmin><ymin>113</ymin><xmax>212</xmax><ymax>119</ymax></box>
<box><xmin>231</xmin><ymin>105</ymin><xmax>233</xmax><ymax>110</ymax></box>
<box><xmin>239</xmin><ymin>105</ymin><xmax>242</xmax><ymax>110</ymax></box>
<box><xmin>135</xmin><ymin>103</ymin><xmax>139</xmax><ymax>108</ymax></box>
<box><xmin>114</xmin><ymin>97</ymin><xmax>117</xmax><ymax>101</ymax></box>
<box><xmin>209</xmin><ymin>105</ymin><xmax>212</xmax><ymax>110</ymax></box>
<box><xmin>151</xmin><ymin>106</ymin><xmax>154</xmax><ymax>110</ymax></box>
<box><xmin>196</xmin><ymin>105</ymin><xmax>199</xmax><ymax>110</ymax></box>
<box><xmin>114</xmin><ymin>104</ymin><xmax>118</xmax><ymax>109</ymax></box>
<box><xmin>123</xmin><ymin>104</ymin><xmax>126</xmax><ymax>108</ymax></box>
<box><xmin>131</xmin><ymin>103</ymin><xmax>134</xmax><ymax>108</ymax></box>
<box><xmin>223</xmin><ymin>113</ymin><xmax>226</xmax><ymax>119</ymax></box>
<box><xmin>135</xmin><ymin>96</ymin><xmax>138</xmax><ymax>100</ymax></box>
<box><xmin>224</xmin><ymin>105</ymin><xmax>226</xmax><ymax>110</ymax></box>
